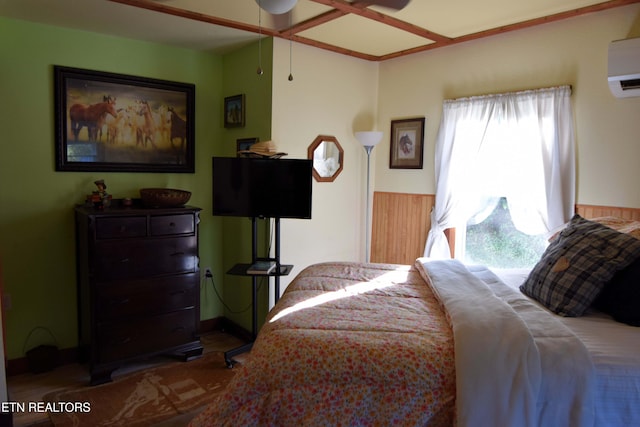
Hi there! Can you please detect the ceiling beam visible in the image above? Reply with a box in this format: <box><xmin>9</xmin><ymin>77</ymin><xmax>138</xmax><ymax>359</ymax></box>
<box><xmin>309</xmin><ymin>0</ymin><xmax>452</xmax><ymax>43</ymax></box>
<box><xmin>290</xmin><ymin>34</ymin><xmax>381</xmax><ymax>61</ymax></box>
<box><xmin>283</xmin><ymin>8</ymin><xmax>348</xmax><ymax>35</ymax></box>
<box><xmin>378</xmin><ymin>0</ymin><xmax>640</xmax><ymax>61</ymax></box>
<box><xmin>110</xmin><ymin>0</ymin><xmax>640</xmax><ymax>62</ymax></box>
<box><xmin>108</xmin><ymin>0</ymin><xmax>279</xmax><ymax>37</ymax></box>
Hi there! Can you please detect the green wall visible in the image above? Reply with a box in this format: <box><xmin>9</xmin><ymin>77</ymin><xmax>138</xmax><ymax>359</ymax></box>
<box><xmin>0</xmin><ymin>18</ymin><xmax>271</xmax><ymax>361</ymax></box>
<box><xmin>219</xmin><ymin>39</ymin><xmax>274</xmax><ymax>332</ymax></box>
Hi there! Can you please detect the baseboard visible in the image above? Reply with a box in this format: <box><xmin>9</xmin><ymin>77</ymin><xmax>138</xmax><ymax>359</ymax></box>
<box><xmin>218</xmin><ymin>318</ymin><xmax>253</xmax><ymax>343</ymax></box>
<box><xmin>7</xmin><ymin>316</ymin><xmax>233</xmax><ymax>377</ymax></box>
<box><xmin>199</xmin><ymin>317</ymin><xmax>222</xmax><ymax>334</ymax></box>
<box><xmin>6</xmin><ymin>346</ymin><xmax>77</xmax><ymax>378</ymax></box>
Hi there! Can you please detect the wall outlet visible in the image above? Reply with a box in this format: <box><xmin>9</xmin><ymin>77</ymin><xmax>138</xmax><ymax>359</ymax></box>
<box><xmin>204</xmin><ymin>268</ymin><xmax>212</xmax><ymax>278</ymax></box>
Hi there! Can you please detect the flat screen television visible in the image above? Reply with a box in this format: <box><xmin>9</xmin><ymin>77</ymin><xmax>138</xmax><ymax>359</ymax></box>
<box><xmin>212</xmin><ymin>157</ymin><xmax>313</xmax><ymax>219</ymax></box>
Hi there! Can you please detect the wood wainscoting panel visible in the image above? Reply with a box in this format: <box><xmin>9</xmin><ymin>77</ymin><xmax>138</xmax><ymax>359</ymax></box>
<box><xmin>371</xmin><ymin>192</ymin><xmax>435</xmax><ymax>265</ymax></box>
<box><xmin>371</xmin><ymin>195</ymin><xmax>640</xmax><ymax>264</ymax></box>
<box><xmin>576</xmin><ymin>203</ymin><xmax>640</xmax><ymax>220</ymax></box>
<box><xmin>370</xmin><ymin>196</ymin><xmax>639</xmax><ymax>266</ymax></box>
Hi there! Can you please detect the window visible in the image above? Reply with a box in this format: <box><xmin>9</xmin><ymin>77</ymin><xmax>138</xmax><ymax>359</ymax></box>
<box><xmin>425</xmin><ymin>86</ymin><xmax>575</xmax><ymax>261</ymax></box>
<box><xmin>462</xmin><ymin>197</ymin><xmax>548</xmax><ymax>268</ymax></box>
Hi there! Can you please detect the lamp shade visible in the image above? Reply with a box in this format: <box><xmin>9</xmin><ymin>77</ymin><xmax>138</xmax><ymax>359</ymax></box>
<box><xmin>255</xmin><ymin>0</ymin><xmax>297</xmax><ymax>14</ymax></box>
<box><xmin>355</xmin><ymin>131</ymin><xmax>383</xmax><ymax>147</ymax></box>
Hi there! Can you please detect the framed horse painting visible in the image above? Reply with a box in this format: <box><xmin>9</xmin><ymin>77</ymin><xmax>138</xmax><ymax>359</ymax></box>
<box><xmin>53</xmin><ymin>66</ymin><xmax>195</xmax><ymax>173</ymax></box>
<box><xmin>389</xmin><ymin>117</ymin><xmax>425</xmax><ymax>169</ymax></box>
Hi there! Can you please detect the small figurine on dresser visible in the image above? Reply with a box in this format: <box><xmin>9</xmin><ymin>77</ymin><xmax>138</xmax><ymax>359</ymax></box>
<box><xmin>87</xmin><ymin>179</ymin><xmax>112</xmax><ymax>209</ymax></box>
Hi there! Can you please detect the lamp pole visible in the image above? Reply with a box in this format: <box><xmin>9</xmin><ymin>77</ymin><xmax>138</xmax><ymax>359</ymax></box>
<box><xmin>363</xmin><ymin>145</ymin><xmax>374</xmax><ymax>263</ymax></box>
<box><xmin>356</xmin><ymin>131</ymin><xmax>383</xmax><ymax>263</ymax></box>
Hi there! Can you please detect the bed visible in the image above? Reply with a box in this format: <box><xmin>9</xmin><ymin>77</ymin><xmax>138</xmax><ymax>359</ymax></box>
<box><xmin>189</xmin><ymin>215</ymin><xmax>640</xmax><ymax>427</ymax></box>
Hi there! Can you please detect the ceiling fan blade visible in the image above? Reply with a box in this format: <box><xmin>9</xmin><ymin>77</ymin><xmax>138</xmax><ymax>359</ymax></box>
<box><xmin>367</xmin><ymin>0</ymin><xmax>411</xmax><ymax>10</ymax></box>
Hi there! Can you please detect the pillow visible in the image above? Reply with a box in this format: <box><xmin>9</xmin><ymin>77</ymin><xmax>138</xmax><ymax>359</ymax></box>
<box><xmin>590</xmin><ymin>216</ymin><xmax>640</xmax><ymax>240</ymax></box>
<box><xmin>593</xmin><ymin>257</ymin><xmax>640</xmax><ymax>326</ymax></box>
<box><xmin>520</xmin><ymin>214</ymin><xmax>640</xmax><ymax>316</ymax></box>
<box><xmin>548</xmin><ymin>215</ymin><xmax>640</xmax><ymax>242</ymax></box>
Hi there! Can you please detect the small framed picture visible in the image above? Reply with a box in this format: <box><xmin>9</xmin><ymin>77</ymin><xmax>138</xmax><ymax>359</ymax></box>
<box><xmin>236</xmin><ymin>137</ymin><xmax>258</xmax><ymax>156</ymax></box>
<box><xmin>389</xmin><ymin>117</ymin><xmax>425</xmax><ymax>169</ymax></box>
<box><xmin>224</xmin><ymin>94</ymin><xmax>245</xmax><ymax>128</ymax></box>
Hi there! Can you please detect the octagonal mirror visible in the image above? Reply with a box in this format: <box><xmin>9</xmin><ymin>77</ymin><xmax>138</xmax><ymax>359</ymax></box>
<box><xmin>308</xmin><ymin>135</ymin><xmax>344</xmax><ymax>182</ymax></box>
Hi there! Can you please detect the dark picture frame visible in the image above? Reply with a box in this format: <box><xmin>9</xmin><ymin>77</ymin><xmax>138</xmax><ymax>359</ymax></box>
<box><xmin>54</xmin><ymin>66</ymin><xmax>195</xmax><ymax>173</ymax></box>
<box><xmin>236</xmin><ymin>137</ymin><xmax>258</xmax><ymax>156</ymax></box>
<box><xmin>224</xmin><ymin>94</ymin><xmax>245</xmax><ymax>128</ymax></box>
<box><xmin>389</xmin><ymin>117</ymin><xmax>425</xmax><ymax>169</ymax></box>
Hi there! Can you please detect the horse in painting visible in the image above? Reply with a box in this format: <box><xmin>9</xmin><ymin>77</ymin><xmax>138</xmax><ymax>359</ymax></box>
<box><xmin>69</xmin><ymin>96</ymin><xmax>117</xmax><ymax>142</ymax></box>
<box><xmin>168</xmin><ymin>107</ymin><xmax>186</xmax><ymax>148</ymax></box>
<box><xmin>136</xmin><ymin>100</ymin><xmax>157</xmax><ymax>148</ymax></box>
<box><xmin>168</xmin><ymin>107</ymin><xmax>187</xmax><ymax>163</ymax></box>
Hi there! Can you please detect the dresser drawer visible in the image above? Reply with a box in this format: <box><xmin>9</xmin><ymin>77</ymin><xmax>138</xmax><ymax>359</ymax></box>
<box><xmin>93</xmin><ymin>236</ymin><xmax>197</xmax><ymax>280</ymax></box>
<box><xmin>150</xmin><ymin>214</ymin><xmax>194</xmax><ymax>236</ymax></box>
<box><xmin>96</xmin><ymin>273</ymin><xmax>198</xmax><ymax>321</ymax></box>
<box><xmin>75</xmin><ymin>204</ymin><xmax>202</xmax><ymax>384</ymax></box>
<box><xmin>95</xmin><ymin>216</ymin><xmax>147</xmax><ymax>239</ymax></box>
<box><xmin>97</xmin><ymin>309</ymin><xmax>198</xmax><ymax>363</ymax></box>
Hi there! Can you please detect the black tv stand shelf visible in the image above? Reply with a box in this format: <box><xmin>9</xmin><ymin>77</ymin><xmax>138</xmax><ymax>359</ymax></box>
<box><xmin>224</xmin><ymin>217</ymin><xmax>292</xmax><ymax>368</ymax></box>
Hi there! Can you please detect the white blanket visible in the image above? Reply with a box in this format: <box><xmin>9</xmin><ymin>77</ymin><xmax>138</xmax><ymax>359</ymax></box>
<box><xmin>416</xmin><ymin>258</ymin><xmax>595</xmax><ymax>427</ymax></box>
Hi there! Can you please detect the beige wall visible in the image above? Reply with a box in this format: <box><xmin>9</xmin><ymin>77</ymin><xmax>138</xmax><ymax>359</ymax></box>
<box><xmin>267</xmin><ymin>5</ymin><xmax>640</xmax><ymax>297</ymax></box>
<box><xmin>376</xmin><ymin>4</ymin><xmax>640</xmax><ymax>209</ymax></box>
<box><xmin>270</xmin><ymin>38</ymin><xmax>380</xmax><ymax>295</ymax></box>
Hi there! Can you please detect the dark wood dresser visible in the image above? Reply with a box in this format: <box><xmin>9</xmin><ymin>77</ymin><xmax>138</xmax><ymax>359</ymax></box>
<box><xmin>75</xmin><ymin>202</ymin><xmax>203</xmax><ymax>385</ymax></box>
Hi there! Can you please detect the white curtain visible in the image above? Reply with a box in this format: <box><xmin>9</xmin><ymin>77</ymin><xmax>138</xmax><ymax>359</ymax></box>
<box><xmin>424</xmin><ymin>85</ymin><xmax>575</xmax><ymax>258</ymax></box>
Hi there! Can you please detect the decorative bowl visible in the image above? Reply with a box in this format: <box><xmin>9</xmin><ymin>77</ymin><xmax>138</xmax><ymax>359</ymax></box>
<box><xmin>140</xmin><ymin>188</ymin><xmax>191</xmax><ymax>208</ymax></box>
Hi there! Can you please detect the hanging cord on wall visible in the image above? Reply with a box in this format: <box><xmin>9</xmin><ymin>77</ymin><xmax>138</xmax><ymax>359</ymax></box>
<box><xmin>22</xmin><ymin>326</ymin><xmax>60</xmax><ymax>373</ymax></box>
<box><xmin>288</xmin><ymin>13</ymin><xmax>294</xmax><ymax>81</ymax></box>
<box><xmin>203</xmin><ymin>217</ymin><xmax>274</xmax><ymax>314</ymax></box>
<box><xmin>257</xmin><ymin>1</ymin><xmax>264</xmax><ymax>75</ymax></box>
<box><xmin>205</xmin><ymin>273</ymin><xmax>259</xmax><ymax>314</ymax></box>
<box><xmin>269</xmin><ymin>217</ymin><xmax>275</xmax><ymax>255</ymax></box>
<box><xmin>22</xmin><ymin>326</ymin><xmax>58</xmax><ymax>354</ymax></box>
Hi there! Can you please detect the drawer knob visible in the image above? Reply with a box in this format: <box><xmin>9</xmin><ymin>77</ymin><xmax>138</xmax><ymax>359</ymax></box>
<box><xmin>169</xmin><ymin>290</ymin><xmax>186</xmax><ymax>296</ymax></box>
<box><xmin>110</xmin><ymin>298</ymin><xmax>130</xmax><ymax>306</ymax></box>
<box><xmin>169</xmin><ymin>222</ymin><xmax>176</xmax><ymax>227</ymax></box>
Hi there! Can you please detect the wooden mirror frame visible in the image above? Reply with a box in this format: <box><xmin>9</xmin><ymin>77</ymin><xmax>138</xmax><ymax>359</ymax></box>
<box><xmin>307</xmin><ymin>135</ymin><xmax>344</xmax><ymax>182</ymax></box>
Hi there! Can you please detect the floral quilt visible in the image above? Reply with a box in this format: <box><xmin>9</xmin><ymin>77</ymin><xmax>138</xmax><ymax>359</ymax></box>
<box><xmin>189</xmin><ymin>262</ymin><xmax>455</xmax><ymax>426</ymax></box>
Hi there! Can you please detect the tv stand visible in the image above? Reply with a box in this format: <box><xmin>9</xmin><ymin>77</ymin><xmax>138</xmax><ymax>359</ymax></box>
<box><xmin>224</xmin><ymin>217</ymin><xmax>291</xmax><ymax>368</ymax></box>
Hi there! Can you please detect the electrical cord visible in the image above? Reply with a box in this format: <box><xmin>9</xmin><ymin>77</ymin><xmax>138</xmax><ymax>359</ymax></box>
<box><xmin>269</xmin><ymin>218</ymin><xmax>274</xmax><ymax>252</ymax></box>
<box><xmin>204</xmin><ymin>272</ymin><xmax>262</xmax><ymax>314</ymax></box>
<box><xmin>203</xmin><ymin>217</ymin><xmax>274</xmax><ymax>314</ymax></box>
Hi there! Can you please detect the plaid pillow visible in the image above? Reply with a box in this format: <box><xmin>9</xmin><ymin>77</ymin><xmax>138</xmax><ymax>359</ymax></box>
<box><xmin>520</xmin><ymin>214</ymin><xmax>640</xmax><ymax>316</ymax></box>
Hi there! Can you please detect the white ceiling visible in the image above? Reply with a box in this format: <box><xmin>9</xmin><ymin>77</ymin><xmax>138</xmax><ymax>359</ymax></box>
<box><xmin>1</xmin><ymin>0</ymin><xmax>637</xmax><ymax>60</ymax></box>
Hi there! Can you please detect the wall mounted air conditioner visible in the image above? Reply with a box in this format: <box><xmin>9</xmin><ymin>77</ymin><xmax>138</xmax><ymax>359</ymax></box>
<box><xmin>608</xmin><ymin>37</ymin><xmax>640</xmax><ymax>98</ymax></box>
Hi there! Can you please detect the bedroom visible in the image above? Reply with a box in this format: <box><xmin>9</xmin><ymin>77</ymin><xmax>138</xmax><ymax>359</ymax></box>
<box><xmin>1</xmin><ymin>0</ymin><xmax>639</xmax><ymax>425</ymax></box>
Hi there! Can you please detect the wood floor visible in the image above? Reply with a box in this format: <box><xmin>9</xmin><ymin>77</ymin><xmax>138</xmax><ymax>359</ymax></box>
<box><xmin>6</xmin><ymin>331</ymin><xmax>248</xmax><ymax>427</ymax></box>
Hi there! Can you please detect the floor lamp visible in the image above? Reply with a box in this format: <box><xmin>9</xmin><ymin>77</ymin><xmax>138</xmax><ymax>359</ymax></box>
<box><xmin>356</xmin><ymin>131</ymin><xmax>383</xmax><ymax>263</ymax></box>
